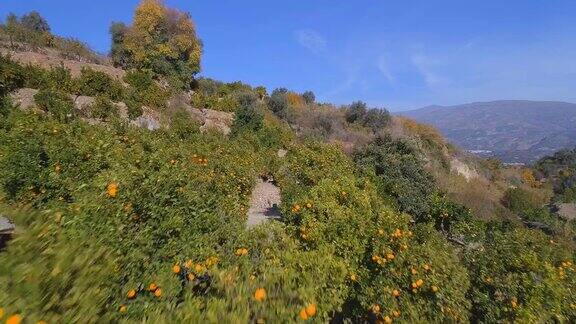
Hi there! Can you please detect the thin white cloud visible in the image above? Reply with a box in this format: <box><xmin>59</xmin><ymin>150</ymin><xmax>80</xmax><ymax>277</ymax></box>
<box><xmin>411</xmin><ymin>53</ymin><xmax>443</xmax><ymax>87</ymax></box>
<box><xmin>377</xmin><ymin>55</ymin><xmax>396</xmax><ymax>84</ymax></box>
<box><xmin>294</xmin><ymin>29</ymin><xmax>327</xmax><ymax>55</ymax></box>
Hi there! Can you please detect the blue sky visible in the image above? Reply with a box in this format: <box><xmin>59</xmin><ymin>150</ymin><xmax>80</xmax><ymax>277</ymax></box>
<box><xmin>2</xmin><ymin>0</ymin><xmax>576</xmax><ymax>111</ymax></box>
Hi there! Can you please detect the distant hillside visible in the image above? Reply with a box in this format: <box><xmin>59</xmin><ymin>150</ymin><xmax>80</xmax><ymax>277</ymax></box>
<box><xmin>401</xmin><ymin>100</ymin><xmax>576</xmax><ymax>163</ymax></box>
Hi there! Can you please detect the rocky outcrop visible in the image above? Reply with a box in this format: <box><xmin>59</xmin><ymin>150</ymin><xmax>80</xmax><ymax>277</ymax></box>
<box><xmin>9</xmin><ymin>88</ymin><xmax>234</xmax><ymax>135</ymax></box>
<box><xmin>196</xmin><ymin>109</ymin><xmax>234</xmax><ymax>135</ymax></box>
<box><xmin>131</xmin><ymin>106</ymin><xmax>162</xmax><ymax>131</ymax></box>
<box><xmin>451</xmin><ymin>158</ymin><xmax>479</xmax><ymax>181</ymax></box>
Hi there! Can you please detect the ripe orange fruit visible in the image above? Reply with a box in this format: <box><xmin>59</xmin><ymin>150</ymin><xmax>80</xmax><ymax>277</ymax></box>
<box><xmin>305</xmin><ymin>303</ymin><xmax>317</xmax><ymax>317</ymax></box>
<box><xmin>416</xmin><ymin>279</ymin><xmax>424</xmax><ymax>287</ymax></box>
<box><xmin>392</xmin><ymin>310</ymin><xmax>401</xmax><ymax>317</ymax></box>
<box><xmin>299</xmin><ymin>308</ymin><xmax>309</xmax><ymax>320</ymax></box>
<box><xmin>149</xmin><ymin>283</ymin><xmax>158</xmax><ymax>291</ymax></box>
<box><xmin>6</xmin><ymin>314</ymin><xmax>21</xmax><ymax>324</ymax></box>
<box><xmin>188</xmin><ymin>273</ymin><xmax>195</xmax><ymax>281</ymax></box>
<box><xmin>431</xmin><ymin>286</ymin><xmax>439</xmax><ymax>293</ymax></box>
<box><xmin>154</xmin><ymin>288</ymin><xmax>162</xmax><ymax>297</ymax></box>
<box><xmin>350</xmin><ymin>273</ymin><xmax>358</xmax><ymax>281</ymax></box>
<box><xmin>392</xmin><ymin>289</ymin><xmax>400</xmax><ymax>297</ymax></box>
<box><xmin>173</xmin><ymin>264</ymin><xmax>181</xmax><ymax>274</ymax></box>
<box><xmin>371</xmin><ymin>304</ymin><xmax>381</xmax><ymax>313</ymax></box>
<box><xmin>383</xmin><ymin>315</ymin><xmax>393</xmax><ymax>323</ymax></box>
<box><xmin>107</xmin><ymin>182</ymin><xmax>118</xmax><ymax>198</ymax></box>
<box><xmin>119</xmin><ymin>305</ymin><xmax>127</xmax><ymax>313</ymax></box>
<box><xmin>511</xmin><ymin>298</ymin><xmax>518</xmax><ymax>309</ymax></box>
<box><xmin>254</xmin><ymin>288</ymin><xmax>266</xmax><ymax>301</ymax></box>
<box><xmin>127</xmin><ymin>289</ymin><xmax>136</xmax><ymax>299</ymax></box>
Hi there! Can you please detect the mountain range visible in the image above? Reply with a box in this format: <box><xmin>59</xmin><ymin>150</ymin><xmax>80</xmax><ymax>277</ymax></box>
<box><xmin>401</xmin><ymin>100</ymin><xmax>576</xmax><ymax>164</ymax></box>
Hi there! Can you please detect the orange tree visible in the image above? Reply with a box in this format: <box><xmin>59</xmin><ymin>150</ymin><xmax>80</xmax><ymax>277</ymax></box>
<box><xmin>276</xmin><ymin>141</ymin><xmax>472</xmax><ymax>322</ymax></box>
<box><xmin>464</xmin><ymin>225</ymin><xmax>576</xmax><ymax>322</ymax></box>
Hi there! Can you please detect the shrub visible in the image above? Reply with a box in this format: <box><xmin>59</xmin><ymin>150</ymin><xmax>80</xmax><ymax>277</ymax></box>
<box><xmin>354</xmin><ymin>135</ymin><xmax>436</xmax><ymax>220</ymax></box>
<box><xmin>277</xmin><ymin>141</ymin><xmax>471</xmax><ymax>322</ymax></box>
<box><xmin>20</xmin><ymin>11</ymin><xmax>50</xmax><ymax>33</ymax></box>
<box><xmin>362</xmin><ymin>108</ymin><xmax>391</xmax><ymax>132</ymax></box>
<box><xmin>109</xmin><ymin>22</ymin><xmax>131</xmax><ymax>68</ymax></box>
<box><xmin>302</xmin><ymin>90</ymin><xmax>315</xmax><ymax>104</ymax></box>
<box><xmin>465</xmin><ymin>227</ymin><xmax>576</xmax><ymax>322</ymax></box>
<box><xmin>21</xmin><ymin>64</ymin><xmax>49</xmax><ymax>89</ymax></box>
<box><xmin>33</xmin><ymin>89</ymin><xmax>74</xmax><ymax>122</ymax></box>
<box><xmin>231</xmin><ymin>103</ymin><xmax>264</xmax><ymax>136</ymax></box>
<box><xmin>169</xmin><ymin>108</ymin><xmax>200</xmax><ymax>139</ymax></box>
<box><xmin>124</xmin><ymin>70</ymin><xmax>169</xmax><ymax>109</ymax></box>
<box><xmin>345</xmin><ymin>101</ymin><xmax>367</xmax><ymax>123</ymax></box>
<box><xmin>76</xmin><ymin>67</ymin><xmax>124</xmax><ymax>101</ymax></box>
<box><xmin>0</xmin><ymin>54</ymin><xmax>25</xmax><ymax>96</ymax></box>
<box><xmin>267</xmin><ymin>88</ymin><xmax>289</xmax><ymax>117</ymax></box>
<box><xmin>46</xmin><ymin>65</ymin><xmax>75</xmax><ymax>93</ymax></box>
<box><xmin>89</xmin><ymin>96</ymin><xmax>118</xmax><ymax>120</ymax></box>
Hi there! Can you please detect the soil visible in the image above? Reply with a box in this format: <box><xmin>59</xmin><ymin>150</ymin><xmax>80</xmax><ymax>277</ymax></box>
<box><xmin>246</xmin><ymin>178</ymin><xmax>282</xmax><ymax>228</ymax></box>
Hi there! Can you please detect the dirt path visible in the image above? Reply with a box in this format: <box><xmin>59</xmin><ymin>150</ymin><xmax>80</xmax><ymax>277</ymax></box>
<box><xmin>246</xmin><ymin>178</ymin><xmax>281</xmax><ymax>228</ymax></box>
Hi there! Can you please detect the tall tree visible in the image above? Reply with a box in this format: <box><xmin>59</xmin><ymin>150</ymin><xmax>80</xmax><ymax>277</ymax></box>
<box><xmin>20</xmin><ymin>11</ymin><xmax>50</xmax><ymax>33</ymax></box>
<box><xmin>110</xmin><ymin>0</ymin><xmax>202</xmax><ymax>89</ymax></box>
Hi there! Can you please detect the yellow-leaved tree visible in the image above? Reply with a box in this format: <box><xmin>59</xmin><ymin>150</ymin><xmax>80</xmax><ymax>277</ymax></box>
<box><xmin>110</xmin><ymin>0</ymin><xmax>202</xmax><ymax>89</ymax></box>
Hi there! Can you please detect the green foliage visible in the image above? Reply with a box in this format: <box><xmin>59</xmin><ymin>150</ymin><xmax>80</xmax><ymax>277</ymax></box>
<box><xmin>266</xmin><ymin>88</ymin><xmax>288</xmax><ymax>116</ymax></box>
<box><xmin>302</xmin><ymin>90</ymin><xmax>315</xmax><ymax>104</ymax></box>
<box><xmin>536</xmin><ymin>148</ymin><xmax>576</xmax><ymax>203</ymax></box>
<box><xmin>123</xmin><ymin>70</ymin><xmax>169</xmax><ymax>112</ymax></box>
<box><xmin>345</xmin><ymin>101</ymin><xmax>367</xmax><ymax>124</ymax></box>
<box><xmin>429</xmin><ymin>193</ymin><xmax>474</xmax><ymax>233</ymax></box>
<box><xmin>33</xmin><ymin>89</ymin><xmax>74</xmax><ymax>122</ymax></box>
<box><xmin>276</xmin><ymin>141</ymin><xmax>472</xmax><ymax>322</ymax></box>
<box><xmin>109</xmin><ymin>0</ymin><xmax>203</xmax><ymax>89</ymax></box>
<box><xmin>0</xmin><ymin>110</ymin><xmax>272</xmax><ymax>322</ymax></box>
<box><xmin>20</xmin><ymin>11</ymin><xmax>51</xmax><ymax>33</ymax></box>
<box><xmin>465</xmin><ymin>226</ymin><xmax>576</xmax><ymax>323</ymax></box>
<box><xmin>89</xmin><ymin>96</ymin><xmax>119</xmax><ymax>120</ymax></box>
<box><xmin>190</xmin><ymin>78</ymin><xmax>265</xmax><ymax>113</ymax></box>
<box><xmin>345</xmin><ymin>101</ymin><xmax>391</xmax><ymax>132</ymax></box>
<box><xmin>109</xmin><ymin>22</ymin><xmax>131</xmax><ymax>67</ymax></box>
<box><xmin>354</xmin><ymin>135</ymin><xmax>436</xmax><ymax>220</ymax></box>
<box><xmin>0</xmin><ymin>95</ymin><xmax>11</xmax><ymax>117</ymax></box>
<box><xmin>0</xmin><ymin>54</ymin><xmax>25</xmax><ymax>96</ymax></box>
<box><xmin>76</xmin><ymin>67</ymin><xmax>124</xmax><ymax>101</ymax></box>
<box><xmin>231</xmin><ymin>92</ymin><xmax>264</xmax><ymax>136</ymax></box>
<box><xmin>170</xmin><ymin>108</ymin><xmax>200</xmax><ymax>139</ymax></box>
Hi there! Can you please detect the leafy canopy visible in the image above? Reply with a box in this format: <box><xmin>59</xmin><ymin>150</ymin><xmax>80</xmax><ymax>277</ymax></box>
<box><xmin>110</xmin><ymin>0</ymin><xmax>203</xmax><ymax>89</ymax></box>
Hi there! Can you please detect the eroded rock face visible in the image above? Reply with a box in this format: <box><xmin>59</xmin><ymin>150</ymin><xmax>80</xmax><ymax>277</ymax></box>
<box><xmin>555</xmin><ymin>203</ymin><xmax>576</xmax><ymax>221</ymax></box>
<box><xmin>181</xmin><ymin>106</ymin><xmax>234</xmax><ymax>135</ymax></box>
<box><xmin>131</xmin><ymin>107</ymin><xmax>162</xmax><ymax>131</ymax></box>
<box><xmin>450</xmin><ymin>158</ymin><xmax>479</xmax><ymax>181</ymax></box>
<box><xmin>9</xmin><ymin>88</ymin><xmax>38</xmax><ymax>110</ymax></box>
